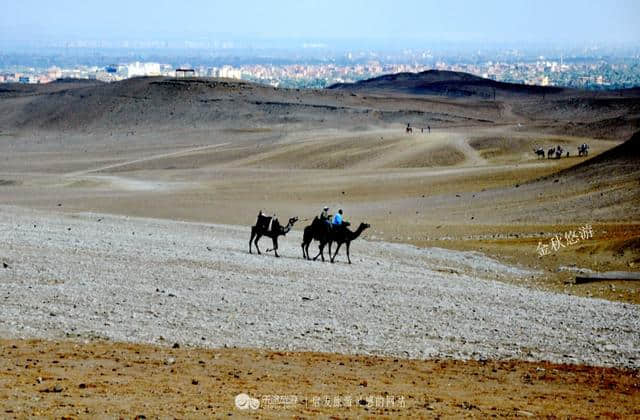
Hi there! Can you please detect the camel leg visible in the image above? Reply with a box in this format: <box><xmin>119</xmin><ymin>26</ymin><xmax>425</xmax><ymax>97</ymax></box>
<box><xmin>254</xmin><ymin>234</ymin><xmax>262</xmax><ymax>255</ymax></box>
<box><xmin>313</xmin><ymin>243</ymin><xmax>325</xmax><ymax>262</ymax></box>
<box><xmin>305</xmin><ymin>242</ymin><xmax>312</xmax><ymax>260</ymax></box>
<box><xmin>346</xmin><ymin>242</ymin><xmax>351</xmax><ymax>264</ymax></box>
<box><xmin>249</xmin><ymin>227</ymin><xmax>256</xmax><ymax>254</ymax></box>
<box><xmin>270</xmin><ymin>237</ymin><xmax>279</xmax><ymax>258</ymax></box>
<box><xmin>331</xmin><ymin>243</ymin><xmax>342</xmax><ymax>263</ymax></box>
<box><xmin>302</xmin><ymin>237</ymin><xmax>312</xmax><ymax>260</ymax></box>
<box><xmin>266</xmin><ymin>236</ymin><xmax>278</xmax><ymax>256</ymax></box>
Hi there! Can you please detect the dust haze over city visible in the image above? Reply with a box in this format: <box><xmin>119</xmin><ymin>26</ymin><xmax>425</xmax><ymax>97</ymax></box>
<box><xmin>1</xmin><ymin>0</ymin><xmax>639</xmax><ymax>417</ymax></box>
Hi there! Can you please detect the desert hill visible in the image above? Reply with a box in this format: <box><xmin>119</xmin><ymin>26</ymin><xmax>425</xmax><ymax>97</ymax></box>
<box><xmin>470</xmin><ymin>129</ymin><xmax>640</xmax><ymax>226</ymax></box>
<box><xmin>0</xmin><ymin>76</ymin><xmax>504</xmax><ymax>132</ymax></box>
<box><xmin>328</xmin><ymin>69</ymin><xmax>566</xmax><ymax>98</ymax></box>
<box><xmin>0</xmin><ymin>78</ymin><xmax>103</xmax><ymax>98</ymax></box>
<box><xmin>328</xmin><ymin>70</ymin><xmax>640</xmax><ymax>139</ymax></box>
<box><xmin>561</xmin><ymin>129</ymin><xmax>640</xmax><ymax>176</ymax></box>
<box><xmin>0</xmin><ymin>73</ymin><xmax>637</xmax><ymax>141</ymax></box>
<box><xmin>525</xmin><ymin>130</ymin><xmax>640</xmax><ymax>189</ymax></box>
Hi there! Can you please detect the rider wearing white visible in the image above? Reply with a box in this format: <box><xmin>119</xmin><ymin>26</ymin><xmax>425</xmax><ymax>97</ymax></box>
<box><xmin>320</xmin><ymin>206</ymin><xmax>330</xmax><ymax>227</ymax></box>
<box><xmin>320</xmin><ymin>206</ymin><xmax>329</xmax><ymax>221</ymax></box>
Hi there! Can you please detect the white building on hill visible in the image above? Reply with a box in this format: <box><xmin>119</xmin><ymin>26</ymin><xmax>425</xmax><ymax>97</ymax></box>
<box><xmin>126</xmin><ymin>62</ymin><xmax>161</xmax><ymax>78</ymax></box>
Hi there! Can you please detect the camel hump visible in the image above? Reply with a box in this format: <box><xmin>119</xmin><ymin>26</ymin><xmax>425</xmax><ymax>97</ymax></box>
<box><xmin>256</xmin><ymin>213</ymin><xmax>272</xmax><ymax>230</ymax></box>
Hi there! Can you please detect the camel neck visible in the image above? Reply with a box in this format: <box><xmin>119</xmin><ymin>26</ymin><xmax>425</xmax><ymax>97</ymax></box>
<box><xmin>350</xmin><ymin>225</ymin><xmax>365</xmax><ymax>239</ymax></box>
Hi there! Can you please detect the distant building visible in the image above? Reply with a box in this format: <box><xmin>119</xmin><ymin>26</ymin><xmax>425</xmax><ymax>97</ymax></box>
<box><xmin>175</xmin><ymin>68</ymin><xmax>195</xmax><ymax>78</ymax></box>
<box><xmin>218</xmin><ymin>65</ymin><xmax>242</xmax><ymax>79</ymax></box>
<box><xmin>46</xmin><ymin>67</ymin><xmax>62</xmax><ymax>80</ymax></box>
<box><xmin>126</xmin><ymin>62</ymin><xmax>161</xmax><ymax>78</ymax></box>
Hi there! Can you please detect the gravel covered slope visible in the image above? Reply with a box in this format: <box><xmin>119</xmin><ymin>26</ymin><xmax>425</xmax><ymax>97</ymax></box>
<box><xmin>0</xmin><ymin>206</ymin><xmax>638</xmax><ymax>368</ymax></box>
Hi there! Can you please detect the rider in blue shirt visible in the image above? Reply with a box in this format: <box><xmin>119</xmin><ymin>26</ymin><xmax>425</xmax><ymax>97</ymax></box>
<box><xmin>332</xmin><ymin>209</ymin><xmax>343</xmax><ymax>226</ymax></box>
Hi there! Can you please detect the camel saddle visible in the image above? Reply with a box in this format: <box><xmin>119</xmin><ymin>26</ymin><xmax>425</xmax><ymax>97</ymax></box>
<box><xmin>257</xmin><ymin>213</ymin><xmax>280</xmax><ymax>232</ymax></box>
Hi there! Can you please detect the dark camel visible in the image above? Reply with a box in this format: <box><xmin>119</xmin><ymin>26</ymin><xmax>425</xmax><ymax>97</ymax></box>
<box><xmin>578</xmin><ymin>143</ymin><xmax>590</xmax><ymax>156</ymax></box>
<box><xmin>302</xmin><ymin>219</ymin><xmax>369</xmax><ymax>264</ymax></box>
<box><xmin>249</xmin><ymin>213</ymin><xmax>298</xmax><ymax>258</ymax></box>
<box><xmin>533</xmin><ymin>147</ymin><xmax>545</xmax><ymax>159</ymax></box>
<box><xmin>329</xmin><ymin>222</ymin><xmax>370</xmax><ymax>264</ymax></box>
<box><xmin>301</xmin><ymin>216</ymin><xmax>341</xmax><ymax>262</ymax></box>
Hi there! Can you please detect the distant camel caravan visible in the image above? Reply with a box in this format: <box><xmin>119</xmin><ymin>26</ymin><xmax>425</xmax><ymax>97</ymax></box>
<box><xmin>405</xmin><ymin>123</ymin><xmax>431</xmax><ymax>135</ymax></box>
<box><xmin>249</xmin><ymin>212</ymin><xmax>298</xmax><ymax>257</ymax></box>
<box><xmin>534</xmin><ymin>144</ymin><xmax>589</xmax><ymax>160</ymax></box>
<box><xmin>301</xmin><ymin>217</ymin><xmax>370</xmax><ymax>264</ymax></box>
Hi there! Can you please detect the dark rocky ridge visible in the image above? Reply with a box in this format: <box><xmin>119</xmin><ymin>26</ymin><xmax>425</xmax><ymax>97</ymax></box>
<box><xmin>328</xmin><ymin>69</ymin><xmax>567</xmax><ymax>98</ymax></box>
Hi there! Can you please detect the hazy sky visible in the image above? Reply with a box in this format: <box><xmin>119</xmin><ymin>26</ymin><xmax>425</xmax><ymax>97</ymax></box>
<box><xmin>2</xmin><ymin>0</ymin><xmax>639</xmax><ymax>46</ymax></box>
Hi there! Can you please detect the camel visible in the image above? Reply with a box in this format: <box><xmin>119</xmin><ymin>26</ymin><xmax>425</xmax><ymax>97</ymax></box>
<box><xmin>302</xmin><ymin>220</ymin><xmax>370</xmax><ymax>264</ymax></box>
<box><xmin>330</xmin><ymin>222</ymin><xmax>370</xmax><ymax>264</ymax></box>
<box><xmin>555</xmin><ymin>145</ymin><xmax>564</xmax><ymax>159</ymax></box>
<box><xmin>533</xmin><ymin>147</ymin><xmax>545</xmax><ymax>159</ymax></box>
<box><xmin>578</xmin><ymin>143</ymin><xmax>589</xmax><ymax>156</ymax></box>
<box><xmin>249</xmin><ymin>212</ymin><xmax>298</xmax><ymax>258</ymax></box>
<box><xmin>301</xmin><ymin>216</ymin><xmax>339</xmax><ymax>262</ymax></box>
<box><xmin>547</xmin><ymin>147</ymin><xmax>555</xmax><ymax>159</ymax></box>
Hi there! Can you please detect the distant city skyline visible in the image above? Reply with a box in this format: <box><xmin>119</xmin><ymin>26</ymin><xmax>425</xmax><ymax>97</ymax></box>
<box><xmin>4</xmin><ymin>54</ymin><xmax>640</xmax><ymax>91</ymax></box>
<box><xmin>2</xmin><ymin>0</ymin><xmax>640</xmax><ymax>48</ymax></box>
<box><xmin>3</xmin><ymin>0</ymin><xmax>640</xmax><ymax>90</ymax></box>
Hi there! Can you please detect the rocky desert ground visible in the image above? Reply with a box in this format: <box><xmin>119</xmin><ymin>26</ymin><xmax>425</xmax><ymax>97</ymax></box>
<box><xmin>0</xmin><ymin>72</ymin><xmax>639</xmax><ymax>416</ymax></box>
